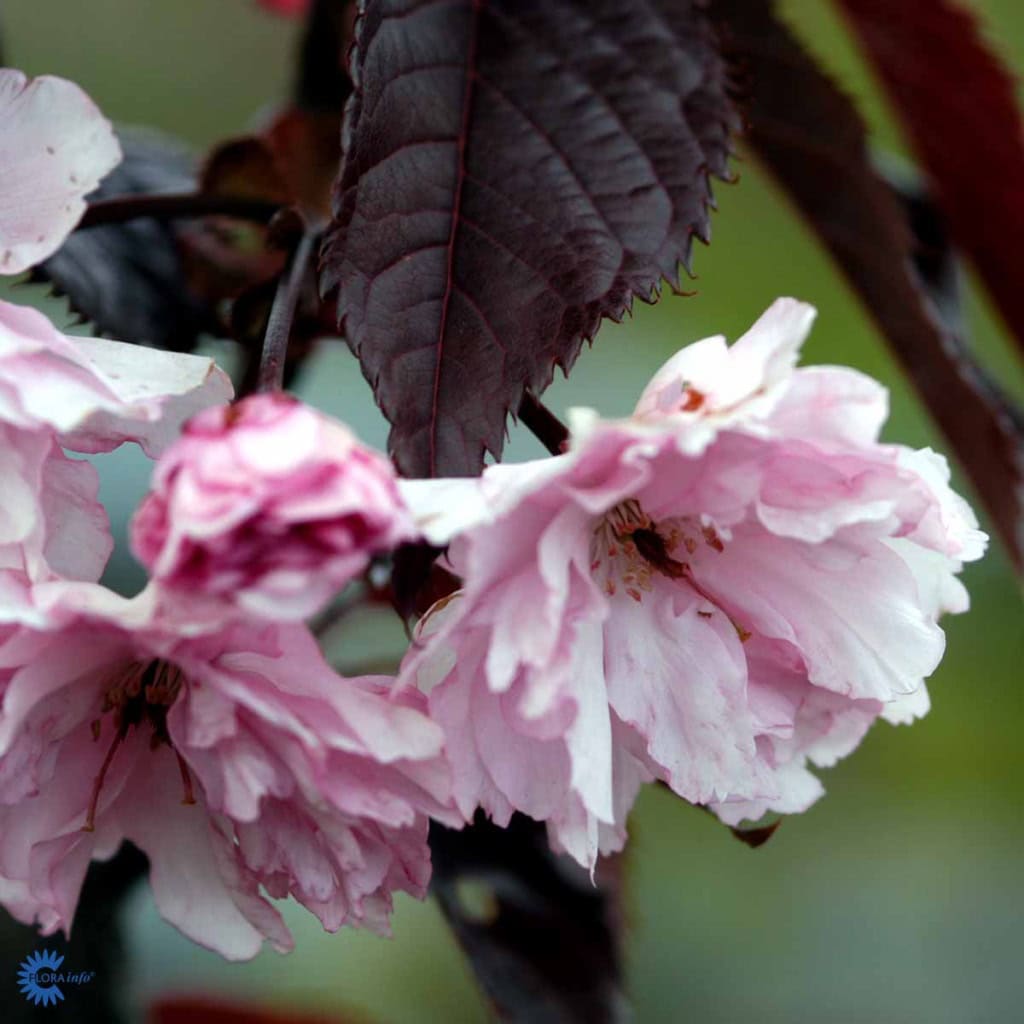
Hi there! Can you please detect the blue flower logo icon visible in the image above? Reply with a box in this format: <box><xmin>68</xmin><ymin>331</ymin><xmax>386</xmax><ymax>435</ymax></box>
<box><xmin>17</xmin><ymin>949</ymin><xmax>65</xmax><ymax>1006</ymax></box>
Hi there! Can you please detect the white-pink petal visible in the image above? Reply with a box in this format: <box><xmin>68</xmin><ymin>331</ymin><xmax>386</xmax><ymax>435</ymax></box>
<box><xmin>633</xmin><ymin>298</ymin><xmax>815</xmax><ymax>433</ymax></box>
<box><xmin>692</xmin><ymin>524</ymin><xmax>945</xmax><ymax>701</ymax></box>
<box><xmin>0</xmin><ymin>300</ymin><xmax>232</xmax><ymax>456</ymax></box>
<box><xmin>118</xmin><ymin>758</ymin><xmax>293</xmax><ymax>960</ymax></box>
<box><xmin>603</xmin><ymin>581</ymin><xmax>763</xmax><ymax>803</ymax></box>
<box><xmin>0</xmin><ymin>70</ymin><xmax>121</xmax><ymax>274</ymax></box>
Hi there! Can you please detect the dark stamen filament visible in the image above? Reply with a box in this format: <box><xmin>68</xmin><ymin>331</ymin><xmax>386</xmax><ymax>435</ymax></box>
<box><xmin>176</xmin><ymin>751</ymin><xmax>197</xmax><ymax>806</ymax></box>
<box><xmin>83</xmin><ymin>728</ymin><xmax>125</xmax><ymax>832</ymax></box>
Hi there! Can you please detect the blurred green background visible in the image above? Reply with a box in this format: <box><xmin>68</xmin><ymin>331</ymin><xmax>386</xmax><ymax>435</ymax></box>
<box><xmin>3</xmin><ymin>1</ymin><xmax>1023</xmax><ymax>1021</ymax></box>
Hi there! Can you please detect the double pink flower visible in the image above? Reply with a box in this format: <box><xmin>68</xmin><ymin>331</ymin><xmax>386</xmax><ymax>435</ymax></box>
<box><xmin>0</xmin><ymin>583</ymin><xmax>453</xmax><ymax>959</ymax></box>
<box><xmin>132</xmin><ymin>393</ymin><xmax>418</xmax><ymax>621</ymax></box>
<box><xmin>400</xmin><ymin>299</ymin><xmax>984</xmax><ymax>868</ymax></box>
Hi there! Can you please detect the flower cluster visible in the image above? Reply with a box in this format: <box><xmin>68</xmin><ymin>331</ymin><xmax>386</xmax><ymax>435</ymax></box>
<box><xmin>0</xmin><ymin>68</ymin><xmax>984</xmax><ymax>961</ymax></box>
<box><xmin>0</xmin><ymin>71</ymin><xmax>453</xmax><ymax>958</ymax></box>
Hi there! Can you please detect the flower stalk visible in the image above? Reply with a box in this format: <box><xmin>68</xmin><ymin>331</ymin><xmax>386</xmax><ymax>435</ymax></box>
<box><xmin>255</xmin><ymin>229</ymin><xmax>318</xmax><ymax>394</ymax></box>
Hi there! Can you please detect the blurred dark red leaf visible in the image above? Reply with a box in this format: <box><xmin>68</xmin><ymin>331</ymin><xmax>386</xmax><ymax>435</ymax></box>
<box><xmin>181</xmin><ymin>138</ymin><xmax>290</xmax><ymax>312</ymax></box>
<box><xmin>187</xmin><ymin>136</ymin><xmax>325</xmax><ymax>386</ymax></box>
<box><xmin>293</xmin><ymin>0</ymin><xmax>356</xmax><ymax>115</ymax></box>
<box><xmin>258</xmin><ymin>0</ymin><xmax>311</xmax><ymax>16</ymax></box>
<box><xmin>264</xmin><ymin>109</ymin><xmax>340</xmax><ymax>219</ymax></box>
<box><xmin>201</xmin><ymin>137</ymin><xmax>294</xmax><ymax>206</ymax></box>
<box><xmin>149</xmin><ymin>997</ymin><xmax>367</xmax><ymax>1024</ymax></box>
<box><xmin>33</xmin><ymin>131</ymin><xmax>216</xmax><ymax>351</ymax></box>
<box><xmin>195</xmin><ymin>112</ymin><xmax>340</xmax><ymax>225</ymax></box>
<box><xmin>176</xmin><ymin>216</ymin><xmax>286</xmax><ymax>312</ymax></box>
<box><xmin>322</xmin><ymin>0</ymin><xmax>738</xmax><ymax>477</ymax></box>
<box><xmin>837</xmin><ymin>0</ymin><xmax>1024</xmax><ymax>358</ymax></box>
<box><xmin>886</xmin><ymin>172</ymin><xmax>963</xmax><ymax>334</ymax></box>
<box><xmin>710</xmin><ymin>0</ymin><xmax>1024</xmax><ymax>567</ymax></box>
<box><xmin>190</xmin><ymin>0</ymin><xmax>353</xmax><ymax>277</ymax></box>
<box><xmin>263</xmin><ymin>0</ymin><xmax>355</xmax><ymax>218</ymax></box>
<box><xmin>184</xmin><ymin>0</ymin><xmax>353</xmax><ymax>385</ymax></box>
<box><xmin>430</xmin><ymin>815</ymin><xmax>628</xmax><ymax>1023</ymax></box>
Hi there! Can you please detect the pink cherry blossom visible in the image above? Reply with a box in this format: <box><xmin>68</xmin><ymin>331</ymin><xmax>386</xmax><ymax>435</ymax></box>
<box><xmin>0</xmin><ymin>70</ymin><xmax>121</xmax><ymax>274</ymax></box>
<box><xmin>400</xmin><ymin>298</ymin><xmax>985</xmax><ymax>868</ymax></box>
<box><xmin>131</xmin><ymin>393</ymin><xmax>418</xmax><ymax>621</ymax></box>
<box><xmin>0</xmin><ymin>300</ymin><xmax>232</xmax><ymax>623</ymax></box>
<box><xmin>0</xmin><ymin>581</ymin><xmax>454</xmax><ymax>959</ymax></box>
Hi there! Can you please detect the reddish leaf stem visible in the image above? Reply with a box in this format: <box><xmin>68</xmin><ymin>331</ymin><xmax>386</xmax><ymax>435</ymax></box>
<box><xmin>256</xmin><ymin>230</ymin><xmax>318</xmax><ymax>393</ymax></box>
<box><xmin>78</xmin><ymin>192</ymin><xmax>281</xmax><ymax>230</ymax></box>
<box><xmin>518</xmin><ymin>392</ymin><xmax>569</xmax><ymax>456</ymax></box>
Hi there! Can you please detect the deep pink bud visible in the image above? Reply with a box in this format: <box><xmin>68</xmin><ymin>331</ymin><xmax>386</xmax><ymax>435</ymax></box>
<box><xmin>132</xmin><ymin>393</ymin><xmax>418</xmax><ymax>621</ymax></box>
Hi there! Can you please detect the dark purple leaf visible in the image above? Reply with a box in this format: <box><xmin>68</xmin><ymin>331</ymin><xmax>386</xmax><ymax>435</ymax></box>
<box><xmin>387</xmin><ymin>541</ymin><xmax>458</xmax><ymax>622</ymax></box>
<box><xmin>710</xmin><ymin>0</ymin><xmax>1024</xmax><ymax>568</ymax></box>
<box><xmin>33</xmin><ymin>131</ymin><xmax>215</xmax><ymax>352</ymax></box>
<box><xmin>887</xmin><ymin>172</ymin><xmax>962</xmax><ymax>333</ymax></box>
<box><xmin>322</xmin><ymin>0</ymin><xmax>738</xmax><ymax>477</ymax></box>
<box><xmin>293</xmin><ymin>0</ymin><xmax>356</xmax><ymax>114</ymax></box>
<box><xmin>430</xmin><ymin>815</ymin><xmax>628</xmax><ymax>1023</ymax></box>
<box><xmin>728</xmin><ymin>819</ymin><xmax>781</xmax><ymax>849</ymax></box>
<box><xmin>837</xmin><ymin>0</ymin><xmax>1024</xmax><ymax>359</ymax></box>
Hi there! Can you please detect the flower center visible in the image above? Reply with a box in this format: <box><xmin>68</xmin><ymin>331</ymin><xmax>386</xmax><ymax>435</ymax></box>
<box><xmin>83</xmin><ymin>660</ymin><xmax>195</xmax><ymax>832</ymax></box>
<box><xmin>591</xmin><ymin>500</ymin><xmax>722</xmax><ymax>597</ymax></box>
<box><xmin>590</xmin><ymin>499</ymin><xmax>749</xmax><ymax>640</ymax></box>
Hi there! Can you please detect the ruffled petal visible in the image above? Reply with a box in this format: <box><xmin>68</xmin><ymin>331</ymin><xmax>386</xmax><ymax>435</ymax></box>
<box><xmin>0</xmin><ymin>301</ymin><xmax>232</xmax><ymax>457</ymax></box>
<box><xmin>604</xmin><ymin>580</ymin><xmax>764</xmax><ymax>804</ymax></box>
<box><xmin>694</xmin><ymin>524</ymin><xmax>945</xmax><ymax>701</ymax></box>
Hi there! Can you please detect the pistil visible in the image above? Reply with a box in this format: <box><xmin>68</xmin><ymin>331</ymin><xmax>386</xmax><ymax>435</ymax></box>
<box><xmin>591</xmin><ymin>499</ymin><xmax>751</xmax><ymax>641</ymax></box>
